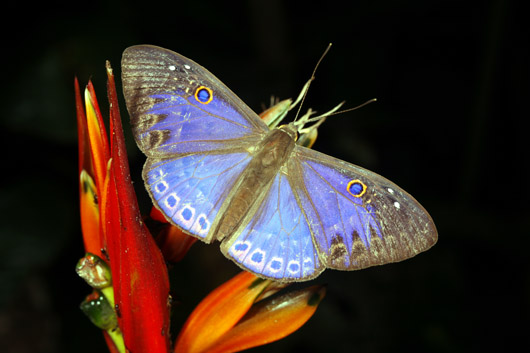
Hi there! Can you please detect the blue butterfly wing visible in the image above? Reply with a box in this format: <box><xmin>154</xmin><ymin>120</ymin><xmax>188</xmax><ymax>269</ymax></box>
<box><xmin>122</xmin><ymin>45</ymin><xmax>437</xmax><ymax>281</ymax></box>
<box><xmin>288</xmin><ymin>146</ymin><xmax>437</xmax><ymax>271</ymax></box>
<box><xmin>221</xmin><ymin>172</ymin><xmax>324</xmax><ymax>281</ymax></box>
<box><xmin>144</xmin><ymin>152</ymin><xmax>252</xmax><ymax>242</ymax></box>
<box><xmin>122</xmin><ymin>45</ymin><xmax>269</xmax><ymax>242</ymax></box>
<box><xmin>122</xmin><ymin>45</ymin><xmax>268</xmax><ymax>157</ymax></box>
<box><xmin>221</xmin><ymin>143</ymin><xmax>436</xmax><ymax>281</ymax></box>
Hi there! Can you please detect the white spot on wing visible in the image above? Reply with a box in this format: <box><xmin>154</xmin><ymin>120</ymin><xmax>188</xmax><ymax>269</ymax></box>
<box><xmin>287</xmin><ymin>260</ymin><xmax>301</xmax><ymax>275</ymax></box>
<box><xmin>177</xmin><ymin>204</ymin><xmax>195</xmax><ymax>228</ymax></box>
<box><xmin>394</xmin><ymin>201</ymin><xmax>400</xmax><ymax>209</ymax></box>
<box><xmin>266</xmin><ymin>257</ymin><xmax>284</xmax><ymax>273</ymax></box>
<box><xmin>231</xmin><ymin>241</ymin><xmax>251</xmax><ymax>258</ymax></box>
<box><xmin>184</xmin><ymin>64</ymin><xmax>191</xmax><ymax>70</ymax></box>
<box><xmin>387</xmin><ymin>188</ymin><xmax>394</xmax><ymax>194</ymax></box>
<box><xmin>249</xmin><ymin>249</ymin><xmax>266</xmax><ymax>264</ymax></box>
<box><xmin>191</xmin><ymin>214</ymin><xmax>210</xmax><ymax>236</ymax></box>
<box><xmin>164</xmin><ymin>193</ymin><xmax>180</xmax><ymax>210</ymax></box>
<box><xmin>155</xmin><ymin>181</ymin><xmax>168</xmax><ymax>194</ymax></box>
<box><xmin>168</xmin><ymin>65</ymin><xmax>176</xmax><ymax>71</ymax></box>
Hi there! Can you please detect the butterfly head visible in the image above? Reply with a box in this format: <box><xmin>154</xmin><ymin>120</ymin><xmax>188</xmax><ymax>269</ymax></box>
<box><xmin>277</xmin><ymin>123</ymin><xmax>299</xmax><ymax>141</ymax></box>
<box><xmin>283</xmin><ymin>102</ymin><xmax>343</xmax><ymax>148</ymax></box>
<box><xmin>262</xmin><ymin>79</ymin><xmax>345</xmax><ymax>148</ymax></box>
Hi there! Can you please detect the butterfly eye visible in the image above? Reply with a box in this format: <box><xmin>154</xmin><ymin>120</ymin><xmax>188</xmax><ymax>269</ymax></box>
<box><xmin>194</xmin><ymin>86</ymin><xmax>213</xmax><ymax>104</ymax></box>
<box><xmin>347</xmin><ymin>179</ymin><xmax>367</xmax><ymax>198</ymax></box>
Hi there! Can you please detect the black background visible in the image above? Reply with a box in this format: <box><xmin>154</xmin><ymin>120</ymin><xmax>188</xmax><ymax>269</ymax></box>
<box><xmin>1</xmin><ymin>1</ymin><xmax>528</xmax><ymax>352</ymax></box>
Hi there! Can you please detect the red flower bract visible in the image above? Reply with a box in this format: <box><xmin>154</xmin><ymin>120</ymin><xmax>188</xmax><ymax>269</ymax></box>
<box><xmin>76</xmin><ymin>63</ymin><xmax>170</xmax><ymax>353</ymax></box>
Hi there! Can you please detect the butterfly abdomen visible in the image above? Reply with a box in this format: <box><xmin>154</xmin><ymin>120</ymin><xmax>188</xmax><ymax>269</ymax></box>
<box><xmin>215</xmin><ymin>128</ymin><xmax>296</xmax><ymax>240</ymax></box>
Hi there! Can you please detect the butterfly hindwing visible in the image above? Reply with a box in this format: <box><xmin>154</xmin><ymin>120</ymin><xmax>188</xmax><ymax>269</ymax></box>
<box><xmin>121</xmin><ymin>45</ymin><xmax>268</xmax><ymax>157</ymax></box>
<box><xmin>221</xmin><ymin>172</ymin><xmax>324</xmax><ymax>281</ymax></box>
<box><xmin>145</xmin><ymin>152</ymin><xmax>252</xmax><ymax>242</ymax></box>
<box><xmin>289</xmin><ymin>146</ymin><xmax>437</xmax><ymax>270</ymax></box>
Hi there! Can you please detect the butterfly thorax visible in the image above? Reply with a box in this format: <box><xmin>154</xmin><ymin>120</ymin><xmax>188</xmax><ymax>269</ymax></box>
<box><xmin>278</xmin><ymin>123</ymin><xmax>299</xmax><ymax>140</ymax></box>
<box><xmin>214</xmin><ymin>127</ymin><xmax>296</xmax><ymax>241</ymax></box>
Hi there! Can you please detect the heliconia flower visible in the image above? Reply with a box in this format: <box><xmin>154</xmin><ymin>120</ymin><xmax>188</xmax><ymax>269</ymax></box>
<box><xmin>76</xmin><ymin>60</ymin><xmax>326</xmax><ymax>353</ymax></box>
<box><xmin>174</xmin><ymin>271</ymin><xmax>326</xmax><ymax>353</ymax></box>
<box><xmin>75</xmin><ymin>63</ymin><xmax>170</xmax><ymax>353</ymax></box>
<box><xmin>204</xmin><ymin>284</ymin><xmax>326</xmax><ymax>353</ymax></box>
<box><xmin>75</xmin><ymin>80</ymin><xmax>104</xmax><ymax>257</ymax></box>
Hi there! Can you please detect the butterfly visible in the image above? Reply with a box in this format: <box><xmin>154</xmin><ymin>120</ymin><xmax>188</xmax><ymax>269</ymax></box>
<box><xmin>121</xmin><ymin>45</ymin><xmax>437</xmax><ymax>282</ymax></box>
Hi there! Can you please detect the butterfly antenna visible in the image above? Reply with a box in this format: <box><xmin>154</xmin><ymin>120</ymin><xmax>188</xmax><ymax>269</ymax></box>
<box><xmin>301</xmin><ymin>98</ymin><xmax>378</xmax><ymax>125</ymax></box>
<box><xmin>293</xmin><ymin>43</ymin><xmax>333</xmax><ymax>123</ymax></box>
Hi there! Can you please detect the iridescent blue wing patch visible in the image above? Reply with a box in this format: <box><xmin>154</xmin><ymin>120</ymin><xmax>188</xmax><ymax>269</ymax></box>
<box><xmin>289</xmin><ymin>146</ymin><xmax>437</xmax><ymax>271</ymax></box>
<box><xmin>122</xmin><ymin>45</ymin><xmax>268</xmax><ymax>157</ymax></box>
<box><xmin>221</xmin><ymin>172</ymin><xmax>324</xmax><ymax>281</ymax></box>
<box><xmin>145</xmin><ymin>152</ymin><xmax>252</xmax><ymax>242</ymax></box>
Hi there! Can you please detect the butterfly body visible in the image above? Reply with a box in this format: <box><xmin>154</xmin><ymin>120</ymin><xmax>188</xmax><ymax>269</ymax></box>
<box><xmin>121</xmin><ymin>45</ymin><xmax>437</xmax><ymax>282</ymax></box>
<box><xmin>213</xmin><ymin>125</ymin><xmax>296</xmax><ymax>241</ymax></box>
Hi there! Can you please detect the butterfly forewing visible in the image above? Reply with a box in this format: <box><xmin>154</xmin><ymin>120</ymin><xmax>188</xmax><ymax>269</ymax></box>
<box><xmin>121</xmin><ymin>45</ymin><xmax>268</xmax><ymax>157</ymax></box>
<box><xmin>288</xmin><ymin>145</ymin><xmax>437</xmax><ymax>270</ymax></box>
<box><xmin>121</xmin><ymin>45</ymin><xmax>270</xmax><ymax>244</ymax></box>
